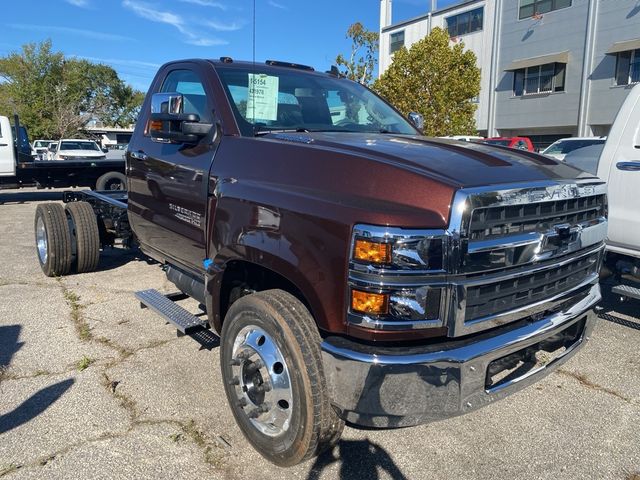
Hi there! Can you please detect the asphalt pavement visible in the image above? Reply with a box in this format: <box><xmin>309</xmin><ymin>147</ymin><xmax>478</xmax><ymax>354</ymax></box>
<box><xmin>1</xmin><ymin>188</ymin><xmax>639</xmax><ymax>480</ymax></box>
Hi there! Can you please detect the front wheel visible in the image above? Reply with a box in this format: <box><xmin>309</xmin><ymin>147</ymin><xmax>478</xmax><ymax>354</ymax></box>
<box><xmin>220</xmin><ymin>290</ymin><xmax>344</xmax><ymax>467</ymax></box>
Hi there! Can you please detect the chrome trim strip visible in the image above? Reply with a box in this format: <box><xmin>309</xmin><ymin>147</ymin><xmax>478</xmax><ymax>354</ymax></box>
<box><xmin>346</xmin><ymin>313</ymin><xmax>443</xmax><ymax>331</ymax></box>
<box><xmin>468</xmin><ymin>231</ymin><xmax>543</xmax><ymax>254</ymax></box>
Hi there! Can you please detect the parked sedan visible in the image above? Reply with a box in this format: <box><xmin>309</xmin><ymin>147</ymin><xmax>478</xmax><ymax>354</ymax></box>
<box><xmin>54</xmin><ymin>139</ymin><xmax>107</xmax><ymax>160</ymax></box>
<box><xmin>542</xmin><ymin>137</ymin><xmax>606</xmax><ymax>161</ymax></box>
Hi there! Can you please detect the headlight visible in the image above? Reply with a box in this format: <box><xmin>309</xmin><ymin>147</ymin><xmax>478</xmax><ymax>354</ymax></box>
<box><xmin>348</xmin><ymin>225</ymin><xmax>448</xmax><ymax>331</ymax></box>
<box><xmin>350</xmin><ymin>225</ymin><xmax>446</xmax><ymax>272</ymax></box>
<box><xmin>59</xmin><ymin>155</ymin><xmax>68</xmax><ymax>160</ymax></box>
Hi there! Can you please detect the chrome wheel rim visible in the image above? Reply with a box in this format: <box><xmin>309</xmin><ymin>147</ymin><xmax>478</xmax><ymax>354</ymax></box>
<box><xmin>36</xmin><ymin>216</ymin><xmax>48</xmax><ymax>264</ymax></box>
<box><xmin>230</xmin><ymin>326</ymin><xmax>293</xmax><ymax>437</ymax></box>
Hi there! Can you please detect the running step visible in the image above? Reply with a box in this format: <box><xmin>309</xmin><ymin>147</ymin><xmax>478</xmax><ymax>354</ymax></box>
<box><xmin>612</xmin><ymin>284</ymin><xmax>640</xmax><ymax>301</ymax></box>
<box><xmin>135</xmin><ymin>289</ymin><xmax>207</xmax><ymax>334</ymax></box>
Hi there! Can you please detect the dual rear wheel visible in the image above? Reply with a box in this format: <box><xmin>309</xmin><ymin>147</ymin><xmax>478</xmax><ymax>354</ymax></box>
<box><xmin>34</xmin><ymin>201</ymin><xmax>100</xmax><ymax>276</ymax></box>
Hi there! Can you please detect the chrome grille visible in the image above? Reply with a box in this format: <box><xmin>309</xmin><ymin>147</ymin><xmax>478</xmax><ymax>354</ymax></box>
<box><xmin>464</xmin><ymin>250</ymin><xmax>600</xmax><ymax>323</ymax></box>
<box><xmin>447</xmin><ymin>181</ymin><xmax>607</xmax><ymax>337</ymax></box>
<box><xmin>469</xmin><ymin>195</ymin><xmax>606</xmax><ymax>241</ymax></box>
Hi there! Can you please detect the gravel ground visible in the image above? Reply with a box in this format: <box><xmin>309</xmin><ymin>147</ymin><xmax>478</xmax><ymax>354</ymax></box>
<box><xmin>1</xmin><ymin>188</ymin><xmax>639</xmax><ymax>480</ymax></box>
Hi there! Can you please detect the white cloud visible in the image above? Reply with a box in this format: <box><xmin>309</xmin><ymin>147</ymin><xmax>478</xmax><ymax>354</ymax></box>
<box><xmin>185</xmin><ymin>37</ymin><xmax>228</xmax><ymax>47</ymax></box>
<box><xmin>7</xmin><ymin>24</ymin><xmax>132</xmax><ymax>42</ymax></box>
<box><xmin>202</xmin><ymin>19</ymin><xmax>243</xmax><ymax>32</ymax></box>
<box><xmin>122</xmin><ymin>0</ymin><xmax>226</xmax><ymax>47</ymax></box>
<box><xmin>71</xmin><ymin>55</ymin><xmax>161</xmax><ymax>69</ymax></box>
<box><xmin>267</xmin><ymin>0</ymin><xmax>287</xmax><ymax>9</ymax></box>
<box><xmin>178</xmin><ymin>0</ymin><xmax>227</xmax><ymax>9</ymax></box>
<box><xmin>65</xmin><ymin>0</ymin><xmax>90</xmax><ymax>7</ymax></box>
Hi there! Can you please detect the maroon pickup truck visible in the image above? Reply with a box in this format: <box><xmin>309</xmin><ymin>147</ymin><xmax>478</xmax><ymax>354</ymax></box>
<box><xmin>34</xmin><ymin>58</ymin><xmax>607</xmax><ymax>466</ymax></box>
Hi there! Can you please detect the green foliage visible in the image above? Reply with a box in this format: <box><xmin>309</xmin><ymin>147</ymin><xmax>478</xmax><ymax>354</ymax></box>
<box><xmin>0</xmin><ymin>40</ymin><xmax>144</xmax><ymax>139</ymax></box>
<box><xmin>335</xmin><ymin>22</ymin><xmax>379</xmax><ymax>85</ymax></box>
<box><xmin>373</xmin><ymin>27</ymin><xmax>481</xmax><ymax>136</ymax></box>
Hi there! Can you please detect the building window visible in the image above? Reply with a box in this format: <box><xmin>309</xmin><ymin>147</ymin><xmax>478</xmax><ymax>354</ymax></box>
<box><xmin>513</xmin><ymin>63</ymin><xmax>566</xmax><ymax>96</ymax></box>
<box><xmin>446</xmin><ymin>7</ymin><xmax>484</xmax><ymax>37</ymax></box>
<box><xmin>519</xmin><ymin>0</ymin><xmax>572</xmax><ymax>20</ymax></box>
<box><xmin>390</xmin><ymin>31</ymin><xmax>404</xmax><ymax>54</ymax></box>
<box><xmin>615</xmin><ymin>49</ymin><xmax>640</xmax><ymax>85</ymax></box>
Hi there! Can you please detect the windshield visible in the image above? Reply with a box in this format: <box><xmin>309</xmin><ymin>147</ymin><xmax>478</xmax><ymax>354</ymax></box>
<box><xmin>483</xmin><ymin>139</ymin><xmax>511</xmax><ymax>146</ymax></box>
<box><xmin>216</xmin><ymin>65</ymin><xmax>417</xmax><ymax>136</ymax></box>
<box><xmin>543</xmin><ymin>138</ymin><xmax>605</xmax><ymax>155</ymax></box>
<box><xmin>59</xmin><ymin>141</ymin><xmax>100</xmax><ymax>151</ymax></box>
<box><xmin>34</xmin><ymin>140</ymin><xmax>51</xmax><ymax>148</ymax></box>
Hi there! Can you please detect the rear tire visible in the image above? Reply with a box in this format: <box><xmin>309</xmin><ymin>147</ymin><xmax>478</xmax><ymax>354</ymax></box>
<box><xmin>34</xmin><ymin>203</ymin><xmax>72</xmax><ymax>277</ymax></box>
<box><xmin>220</xmin><ymin>290</ymin><xmax>344</xmax><ymax>467</ymax></box>
<box><xmin>65</xmin><ymin>202</ymin><xmax>101</xmax><ymax>273</ymax></box>
<box><xmin>96</xmin><ymin>172</ymin><xmax>126</xmax><ymax>191</ymax></box>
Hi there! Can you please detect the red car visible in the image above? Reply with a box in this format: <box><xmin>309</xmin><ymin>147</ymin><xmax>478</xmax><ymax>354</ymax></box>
<box><xmin>480</xmin><ymin>136</ymin><xmax>535</xmax><ymax>151</ymax></box>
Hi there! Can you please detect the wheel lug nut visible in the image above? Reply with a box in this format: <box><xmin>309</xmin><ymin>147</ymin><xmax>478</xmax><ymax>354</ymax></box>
<box><xmin>250</xmin><ymin>384</ymin><xmax>269</xmax><ymax>394</ymax></box>
<box><xmin>236</xmin><ymin>398</ymin><xmax>247</xmax><ymax>408</ymax></box>
<box><xmin>228</xmin><ymin>376</ymin><xmax>240</xmax><ymax>386</ymax></box>
<box><xmin>247</xmin><ymin>408</ymin><xmax>261</xmax><ymax>418</ymax></box>
<box><xmin>247</xmin><ymin>404</ymin><xmax>269</xmax><ymax>418</ymax></box>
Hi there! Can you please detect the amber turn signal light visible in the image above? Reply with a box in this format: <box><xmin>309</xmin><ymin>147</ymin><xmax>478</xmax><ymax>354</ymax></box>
<box><xmin>351</xmin><ymin>290</ymin><xmax>389</xmax><ymax>315</ymax></box>
<box><xmin>353</xmin><ymin>239</ymin><xmax>392</xmax><ymax>264</ymax></box>
<box><xmin>148</xmin><ymin>119</ymin><xmax>163</xmax><ymax>133</ymax></box>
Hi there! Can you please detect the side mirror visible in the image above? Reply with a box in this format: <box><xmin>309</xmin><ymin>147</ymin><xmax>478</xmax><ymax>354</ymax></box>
<box><xmin>149</xmin><ymin>92</ymin><xmax>213</xmax><ymax>144</ymax></box>
<box><xmin>102</xmin><ymin>148</ymin><xmax>109</xmax><ymax>154</ymax></box>
<box><xmin>408</xmin><ymin>112</ymin><xmax>424</xmax><ymax>131</ymax></box>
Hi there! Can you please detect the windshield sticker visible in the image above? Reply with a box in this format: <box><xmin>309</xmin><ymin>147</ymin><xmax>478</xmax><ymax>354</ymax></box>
<box><xmin>247</xmin><ymin>73</ymin><xmax>279</xmax><ymax>121</ymax></box>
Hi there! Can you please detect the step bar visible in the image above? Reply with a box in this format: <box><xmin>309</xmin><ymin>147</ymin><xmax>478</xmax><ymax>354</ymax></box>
<box><xmin>135</xmin><ymin>289</ymin><xmax>208</xmax><ymax>334</ymax></box>
<box><xmin>612</xmin><ymin>284</ymin><xmax>640</xmax><ymax>301</ymax></box>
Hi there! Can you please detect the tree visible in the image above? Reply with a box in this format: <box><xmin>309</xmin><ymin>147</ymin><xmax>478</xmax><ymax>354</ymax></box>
<box><xmin>335</xmin><ymin>22</ymin><xmax>379</xmax><ymax>85</ymax></box>
<box><xmin>373</xmin><ymin>27</ymin><xmax>481</xmax><ymax>136</ymax></box>
<box><xmin>0</xmin><ymin>40</ymin><xmax>144</xmax><ymax>139</ymax></box>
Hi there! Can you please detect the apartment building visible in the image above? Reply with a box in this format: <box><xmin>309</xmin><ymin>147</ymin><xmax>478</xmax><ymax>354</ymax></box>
<box><xmin>379</xmin><ymin>0</ymin><xmax>640</xmax><ymax>147</ymax></box>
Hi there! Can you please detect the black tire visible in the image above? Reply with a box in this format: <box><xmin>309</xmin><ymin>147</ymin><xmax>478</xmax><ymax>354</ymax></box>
<box><xmin>34</xmin><ymin>203</ymin><xmax>72</xmax><ymax>277</ymax></box>
<box><xmin>65</xmin><ymin>202</ymin><xmax>101</xmax><ymax>273</ymax></box>
<box><xmin>96</xmin><ymin>171</ymin><xmax>126</xmax><ymax>191</ymax></box>
<box><xmin>220</xmin><ymin>290</ymin><xmax>344</xmax><ymax>467</ymax></box>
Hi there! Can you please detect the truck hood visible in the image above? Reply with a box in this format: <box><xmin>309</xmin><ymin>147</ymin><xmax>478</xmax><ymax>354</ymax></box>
<box><xmin>270</xmin><ymin>132</ymin><xmax>596</xmax><ymax>187</ymax></box>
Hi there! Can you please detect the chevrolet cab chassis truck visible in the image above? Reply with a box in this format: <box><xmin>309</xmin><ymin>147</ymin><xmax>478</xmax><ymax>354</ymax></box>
<box><xmin>34</xmin><ymin>58</ymin><xmax>607</xmax><ymax>466</ymax></box>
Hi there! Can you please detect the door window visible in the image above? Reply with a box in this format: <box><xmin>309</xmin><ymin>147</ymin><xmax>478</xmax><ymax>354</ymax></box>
<box><xmin>161</xmin><ymin>69</ymin><xmax>211</xmax><ymax>122</ymax></box>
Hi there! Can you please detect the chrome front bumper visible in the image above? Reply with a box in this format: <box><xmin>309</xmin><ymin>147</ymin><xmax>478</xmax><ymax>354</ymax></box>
<box><xmin>321</xmin><ymin>282</ymin><xmax>601</xmax><ymax>428</ymax></box>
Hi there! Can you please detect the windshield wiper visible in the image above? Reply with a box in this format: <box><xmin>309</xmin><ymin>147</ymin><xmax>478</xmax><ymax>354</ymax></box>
<box><xmin>254</xmin><ymin>128</ymin><xmax>310</xmax><ymax>136</ymax></box>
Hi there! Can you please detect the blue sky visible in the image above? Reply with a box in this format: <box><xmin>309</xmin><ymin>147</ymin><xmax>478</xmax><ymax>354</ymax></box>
<box><xmin>1</xmin><ymin>0</ymin><xmax>460</xmax><ymax>92</ymax></box>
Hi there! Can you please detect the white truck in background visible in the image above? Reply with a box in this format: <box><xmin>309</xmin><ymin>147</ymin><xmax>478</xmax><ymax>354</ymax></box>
<box><xmin>0</xmin><ymin>115</ymin><xmax>126</xmax><ymax>191</ymax></box>
<box><xmin>566</xmin><ymin>84</ymin><xmax>640</xmax><ymax>300</ymax></box>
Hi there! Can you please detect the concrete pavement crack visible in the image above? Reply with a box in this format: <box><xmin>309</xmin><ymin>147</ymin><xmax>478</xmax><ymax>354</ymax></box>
<box><xmin>556</xmin><ymin>369</ymin><xmax>633</xmax><ymax>403</ymax></box>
